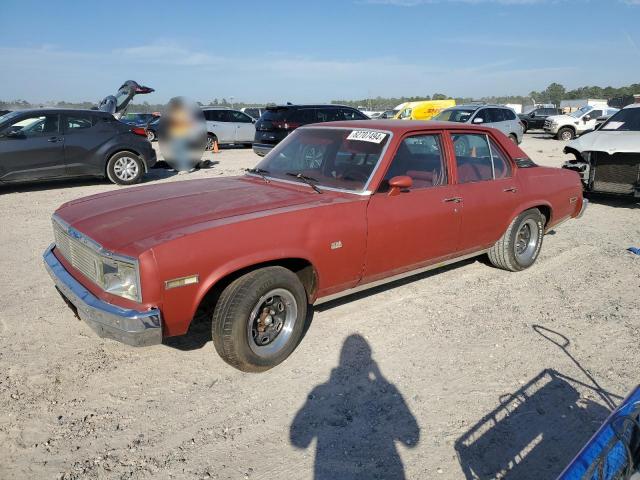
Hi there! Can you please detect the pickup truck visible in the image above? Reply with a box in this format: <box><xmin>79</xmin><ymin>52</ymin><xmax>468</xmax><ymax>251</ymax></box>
<box><xmin>544</xmin><ymin>105</ymin><xmax>619</xmax><ymax>140</ymax></box>
<box><xmin>518</xmin><ymin>107</ymin><xmax>561</xmax><ymax>133</ymax></box>
<box><xmin>43</xmin><ymin>120</ymin><xmax>587</xmax><ymax>372</ymax></box>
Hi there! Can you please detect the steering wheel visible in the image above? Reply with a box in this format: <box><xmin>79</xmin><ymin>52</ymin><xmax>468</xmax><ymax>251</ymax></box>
<box><xmin>341</xmin><ymin>169</ymin><xmax>369</xmax><ymax>184</ymax></box>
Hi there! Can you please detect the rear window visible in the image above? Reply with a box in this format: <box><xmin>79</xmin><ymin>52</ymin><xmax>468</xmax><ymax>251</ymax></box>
<box><xmin>262</xmin><ymin>108</ymin><xmax>295</xmax><ymax>122</ymax></box>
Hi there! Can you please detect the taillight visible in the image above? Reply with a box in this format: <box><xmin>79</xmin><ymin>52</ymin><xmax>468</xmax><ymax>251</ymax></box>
<box><xmin>272</xmin><ymin>121</ymin><xmax>301</xmax><ymax>130</ymax></box>
<box><xmin>131</xmin><ymin>126</ymin><xmax>147</xmax><ymax>137</ymax></box>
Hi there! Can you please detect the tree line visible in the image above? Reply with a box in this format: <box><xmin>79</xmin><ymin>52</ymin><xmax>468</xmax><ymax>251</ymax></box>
<box><xmin>2</xmin><ymin>82</ymin><xmax>638</xmax><ymax>113</ymax></box>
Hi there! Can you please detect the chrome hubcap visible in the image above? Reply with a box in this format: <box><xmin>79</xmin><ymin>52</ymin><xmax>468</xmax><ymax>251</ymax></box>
<box><xmin>113</xmin><ymin>157</ymin><xmax>139</xmax><ymax>181</ymax></box>
<box><xmin>247</xmin><ymin>288</ymin><xmax>297</xmax><ymax>358</ymax></box>
<box><xmin>514</xmin><ymin>219</ymin><xmax>539</xmax><ymax>262</ymax></box>
<box><xmin>147</xmin><ymin>131</ymin><xmax>154</xmax><ymax>141</ymax></box>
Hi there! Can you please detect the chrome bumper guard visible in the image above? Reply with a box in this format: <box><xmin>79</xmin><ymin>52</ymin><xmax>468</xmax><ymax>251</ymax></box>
<box><xmin>577</xmin><ymin>198</ymin><xmax>589</xmax><ymax>218</ymax></box>
<box><xmin>43</xmin><ymin>244</ymin><xmax>162</xmax><ymax>347</ymax></box>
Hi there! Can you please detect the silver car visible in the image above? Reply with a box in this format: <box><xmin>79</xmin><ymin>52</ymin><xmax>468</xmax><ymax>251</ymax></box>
<box><xmin>202</xmin><ymin>108</ymin><xmax>256</xmax><ymax>150</ymax></box>
<box><xmin>433</xmin><ymin>104</ymin><xmax>524</xmax><ymax>144</ymax></box>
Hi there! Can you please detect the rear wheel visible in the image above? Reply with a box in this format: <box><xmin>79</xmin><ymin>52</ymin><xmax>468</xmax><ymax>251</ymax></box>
<box><xmin>488</xmin><ymin>209</ymin><xmax>545</xmax><ymax>271</ymax></box>
<box><xmin>212</xmin><ymin>266</ymin><xmax>307</xmax><ymax>372</ymax></box>
<box><xmin>557</xmin><ymin>127</ymin><xmax>575</xmax><ymax>141</ymax></box>
<box><xmin>106</xmin><ymin>151</ymin><xmax>144</xmax><ymax>185</ymax></box>
<box><xmin>509</xmin><ymin>133</ymin><xmax>518</xmax><ymax>144</ymax></box>
<box><xmin>146</xmin><ymin>130</ymin><xmax>156</xmax><ymax>142</ymax></box>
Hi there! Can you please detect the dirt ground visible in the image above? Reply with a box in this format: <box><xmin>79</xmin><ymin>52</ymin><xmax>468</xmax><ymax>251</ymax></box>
<box><xmin>1</xmin><ymin>132</ymin><xmax>638</xmax><ymax>480</ymax></box>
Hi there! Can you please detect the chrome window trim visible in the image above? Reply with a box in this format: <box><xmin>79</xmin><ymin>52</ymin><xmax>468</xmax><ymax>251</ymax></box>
<box><xmin>52</xmin><ymin>214</ymin><xmax>142</xmax><ymax>303</ymax></box>
<box><xmin>247</xmin><ymin>126</ymin><xmax>395</xmax><ymax>196</ymax></box>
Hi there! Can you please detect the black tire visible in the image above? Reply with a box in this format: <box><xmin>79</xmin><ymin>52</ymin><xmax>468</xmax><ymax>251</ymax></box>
<box><xmin>487</xmin><ymin>208</ymin><xmax>545</xmax><ymax>272</ymax></box>
<box><xmin>212</xmin><ymin>266</ymin><xmax>307</xmax><ymax>372</ymax></box>
<box><xmin>509</xmin><ymin>134</ymin><xmax>518</xmax><ymax>144</ymax></box>
<box><xmin>106</xmin><ymin>151</ymin><xmax>144</xmax><ymax>185</ymax></box>
<box><xmin>557</xmin><ymin>127</ymin><xmax>575</xmax><ymax>141</ymax></box>
<box><xmin>521</xmin><ymin>122</ymin><xmax>528</xmax><ymax>134</ymax></box>
<box><xmin>205</xmin><ymin>133</ymin><xmax>218</xmax><ymax>151</ymax></box>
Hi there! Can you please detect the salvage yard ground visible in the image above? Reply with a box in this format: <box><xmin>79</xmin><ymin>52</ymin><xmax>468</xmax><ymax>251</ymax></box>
<box><xmin>1</xmin><ymin>134</ymin><xmax>638</xmax><ymax>479</ymax></box>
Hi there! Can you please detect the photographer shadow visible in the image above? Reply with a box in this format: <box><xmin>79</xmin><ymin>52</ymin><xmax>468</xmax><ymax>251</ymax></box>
<box><xmin>290</xmin><ymin>334</ymin><xmax>420</xmax><ymax>480</ymax></box>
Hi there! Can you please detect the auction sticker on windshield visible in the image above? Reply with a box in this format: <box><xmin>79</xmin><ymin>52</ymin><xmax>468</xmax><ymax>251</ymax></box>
<box><xmin>346</xmin><ymin>130</ymin><xmax>387</xmax><ymax>143</ymax></box>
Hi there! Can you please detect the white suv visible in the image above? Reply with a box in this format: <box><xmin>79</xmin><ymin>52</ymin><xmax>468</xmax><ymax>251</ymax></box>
<box><xmin>544</xmin><ymin>105</ymin><xmax>619</xmax><ymax>141</ymax></box>
<box><xmin>202</xmin><ymin>108</ymin><xmax>256</xmax><ymax>150</ymax></box>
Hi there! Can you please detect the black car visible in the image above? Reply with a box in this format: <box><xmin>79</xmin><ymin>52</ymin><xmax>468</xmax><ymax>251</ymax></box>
<box><xmin>518</xmin><ymin>107</ymin><xmax>561</xmax><ymax>133</ymax></box>
<box><xmin>0</xmin><ymin>109</ymin><xmax>156</xmax><ymax>186</ymax></box>
<box><xmin>253</xmin><ymin>104</ymin><xmax>369</xmax><ymax>156</ymax></box>
<box><xmin>120</xmin><ymin>112</ymin><xmax>159</xmax><ymax>126</ymax></box>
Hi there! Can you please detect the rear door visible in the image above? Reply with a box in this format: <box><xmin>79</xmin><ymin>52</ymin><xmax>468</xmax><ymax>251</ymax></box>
<box><xmin>448</xmin><ymin>132</ymin><xmax>520</xmax><ymax>253</ymax></box>
<box><xmin>63</xmin><ymin>113</ymin><xmax>116</xmax><ymax>176</ymax></box>
<box><xmin>363</xmin><ymin>132</ymin><xmax>462</xmax><ymax>283</ymax></box>
<box><xmin>204</xmin><ymin>110</ymin><xmax>234</xmax><ymax>143</ymax></box>
<box><xmin>0</xmin><ymin>112</ymin><xmax>66</xmax><ymax>182</ymax></box>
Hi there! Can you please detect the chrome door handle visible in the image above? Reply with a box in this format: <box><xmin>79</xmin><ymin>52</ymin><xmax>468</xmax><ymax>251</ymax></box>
<box><xmin>503</xmin><ymin>187</ymin><xmax>518</xmax><ymax>193</ymax></box>
<box><xmin>443</xmin><ymin>197</ymin><xmax>462</xmax><ymax>203</ymax></box>
<box><xmin>47</xmin><ymin>136</ymin><xmax>60</xmax><ymax>143</ymax></box>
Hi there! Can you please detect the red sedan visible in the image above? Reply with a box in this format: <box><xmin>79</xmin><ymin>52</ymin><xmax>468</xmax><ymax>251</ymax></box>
<box><xmin>43</xmin><ymin>120</ymin><xmax>587</xmax><ymax>372</ymax></box>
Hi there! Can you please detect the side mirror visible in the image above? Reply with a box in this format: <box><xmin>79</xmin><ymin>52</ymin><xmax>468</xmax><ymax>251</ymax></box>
<box><xmin>529</xmin><ymin>112</ymin><xmax>536</xmax><ymax>118</ymax></box>
<box><xmin>583</xmin><ymin>115</ymin><xmax>591</xmax><ymax>122</ymax></box>
<box><xmin>473</xmin><ymin>117</ymin><xmax>484</xmax><ymax>124</ymax></box>
<box><xmin>388</xmin><ymin>175</ymin><xmax>412</xmax><ymax>196</ymax></box>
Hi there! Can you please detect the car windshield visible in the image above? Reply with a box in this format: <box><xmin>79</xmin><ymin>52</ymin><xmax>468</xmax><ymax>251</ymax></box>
<box><xmin>433</xmin><ymin>109</ymin><xmax>475</xmax><ymax>123</ymax></box>
<box><xmin>601</xmin><ymin>108</ymin><xmax>640</xmax><ymax>131</ymax></box>
<box><xmin>254</xmin><ymin>127</ymin><xmax>390</xmax><ymax>192</ymax></box>
<box><xmin>0</xmin><ymin>111</ymin><xmax>20</xmax><ymax>124</ymax></box>
<box><xmin>569</xmin><ymin>106</ymin><xmax>592</xmax><ymax>118</ymax></box>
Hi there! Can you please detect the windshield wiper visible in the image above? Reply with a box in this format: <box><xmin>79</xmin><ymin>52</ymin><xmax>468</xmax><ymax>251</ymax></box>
<box><xmin>246</xmin><ymin>167</ymin><xmax>270</xmax><ymax>183</ymax></box>
<box><xmin>285</xmin><ymin>172</ymin><xmax>323</xmax><ymax>194</ymax></box>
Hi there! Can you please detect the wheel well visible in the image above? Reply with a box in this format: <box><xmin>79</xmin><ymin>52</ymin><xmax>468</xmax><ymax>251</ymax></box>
<box><xmin>559</xmin><ymin>125</ymin><xmax>575</xmax><ymax>133</ymax></box>
<box><xmin>105</xmin><ymin>149</ymin><xmax>146</xmax><ymax>175</ymax></box>
<box><xmin>193</xmin><ymin>258</ymin><xmax>318</xmax><ymax>322</ymax></box>
<box><xmin>533</xmin><ymin>205</ymin><xmax>552</xmax><ymax>227</ymax></box>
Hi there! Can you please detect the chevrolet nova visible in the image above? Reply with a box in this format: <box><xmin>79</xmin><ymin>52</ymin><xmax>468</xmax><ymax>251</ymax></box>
<box><xmin>44</xmin><ymin>120</ymin><xmax>587</xmax><ymax>372</ymax></box>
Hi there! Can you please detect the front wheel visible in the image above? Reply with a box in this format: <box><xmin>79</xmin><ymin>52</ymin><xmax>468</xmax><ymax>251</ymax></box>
<box><xmin>212</xmin><ymin>266</ymin><xmax>308</xmax><ymax>372</ymax></box>
<box><xmin>557</xmin><ymin>127</ymin><xmax>575</xmax><ymax>141</ymax></box>
<box><xmin>106</xmin><ymin>152</ymin><xmax>144</xmax><ymax>185</ymax></box>
<box><xmin>205</xmin><ymin>133</ymin><xmax>218</xmax><ymax>151</ymax></box>
<box><xmin>488</xmin><ymin>208</ymin><xmax>545</xmax><ymax>272</ymax></box>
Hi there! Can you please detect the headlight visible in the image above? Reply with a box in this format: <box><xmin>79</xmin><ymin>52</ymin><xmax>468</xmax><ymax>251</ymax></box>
<box><xmin>98</xmin><ymin>257</ymin><xmax>140</xmax><ymax>302</ymax></box>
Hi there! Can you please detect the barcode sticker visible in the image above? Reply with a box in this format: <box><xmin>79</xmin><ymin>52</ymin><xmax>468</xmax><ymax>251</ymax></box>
<box><xmin>346</xmin><ymin>130</ymin><xmax>387</xmax><ymax>143</ymax></box>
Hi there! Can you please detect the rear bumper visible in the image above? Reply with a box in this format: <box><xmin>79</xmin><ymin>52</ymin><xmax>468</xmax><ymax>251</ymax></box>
<box><xmin>43</xmin><ymin>244</ymin><xmax>162</xmax><ymax>347</ymax></box>
<box><xmin>577</xmin><ymin>198</ymin><xmax>589</xmax><ymax>218</ymax></box>
<box><xmin>252</xmin><ymin>143</ymin><xmax>273</xmax><ymax>157</ymax></box>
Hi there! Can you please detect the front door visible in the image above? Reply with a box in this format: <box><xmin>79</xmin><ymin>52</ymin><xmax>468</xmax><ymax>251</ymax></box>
<box><xmin>449</xmin><ymin>132</ymin><xmax>521</xmax><ymax>253</ymax></box>
<box><xmin>227</xmin><ymin>110</ymin><xmax>255</xmax><ymax>143</ymax></box>
<box><xmin>363</xmin><ymin>133</ymin><xmax>462</xmax><ymax>284</ymax></box>
<box><xmin>0</xmin><ymin>113</ymin><xmax>65</xmax><ymax>182</ymax></box>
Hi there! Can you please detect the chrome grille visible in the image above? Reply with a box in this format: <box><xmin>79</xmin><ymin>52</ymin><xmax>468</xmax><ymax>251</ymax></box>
<box><xmin>53</xmin><ymin>220</ymin><xmax>100</xmax><ymax>283</ymax></box>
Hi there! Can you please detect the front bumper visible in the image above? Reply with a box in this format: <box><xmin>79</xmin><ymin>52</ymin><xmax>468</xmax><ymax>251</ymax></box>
<box><xmin>43</xmin><ymin>244</ymin><xmax>162</xmax><ymax>347</ymax></box>
<box><xmin>577</xmin><ymin>198</ymin><xmax>589</xmax><ymax>218</ymax></box>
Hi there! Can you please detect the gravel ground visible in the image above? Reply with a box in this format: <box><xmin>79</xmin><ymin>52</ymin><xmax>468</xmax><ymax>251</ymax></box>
<box><xmin>0</xmin><ymin>133</ymin><xmax>638</xmax><ymax>480</ymax></box>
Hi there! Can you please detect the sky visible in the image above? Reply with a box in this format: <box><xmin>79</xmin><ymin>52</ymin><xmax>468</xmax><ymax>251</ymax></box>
<box><xmin>1</xmin><ymin>0</ymin><xmax>639</xmax><ymax>105</ymax></box>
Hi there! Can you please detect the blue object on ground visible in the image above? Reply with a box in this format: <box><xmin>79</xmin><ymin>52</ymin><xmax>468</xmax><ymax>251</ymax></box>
<box><xmin>558</xmin><ymin>386</ymin><xmax>640</xmax><ymax>479</ymax></box>
<box><xmin>628</xmin><ymin>247</ymin><xmax>640</xmax><ymax>255</ymax></box>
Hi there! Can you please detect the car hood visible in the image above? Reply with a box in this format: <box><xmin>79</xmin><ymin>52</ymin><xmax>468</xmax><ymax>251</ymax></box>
<box><xmin>54</xmin><ymin>177</ymin><xmax>329</xmax><ymax>255</ymax></box>
<box><xmin>547</xmin><ymin>114</ymin><xmax>576</xmax><ymax>123</ymax></box>
<box><xmin>565</xmin><ymin>130</ymin><xmax>640</xmax><ymax>154</ymax></box>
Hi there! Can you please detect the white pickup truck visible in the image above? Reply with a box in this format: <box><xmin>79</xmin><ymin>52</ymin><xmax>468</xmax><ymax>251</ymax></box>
<box><xmin>544</xmin><ymin>105</ymin><xmax>619</xmax><ymax>140</ymax></box>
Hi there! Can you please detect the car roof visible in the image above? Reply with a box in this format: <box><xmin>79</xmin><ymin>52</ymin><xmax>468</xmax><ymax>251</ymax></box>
<box><xmin>624</xmin><ymin>103</ymin><xmax>640</xmax><ymax>109</ymax></box>
<box><xmin>5</xmin><ymin>108</ymin><xmax>110</xmax><ymax>116</ymax></box>
<box><xmin>306</xmin><ymin>119</ymin><xmax>498</xmax><ymax>133</ymax></box>
<box><xmin>266</xmin><ymin>104</ymin><xmax>356</xmax><ymax>110</ymax></box>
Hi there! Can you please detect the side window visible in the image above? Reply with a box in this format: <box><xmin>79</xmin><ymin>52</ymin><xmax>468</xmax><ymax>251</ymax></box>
<box><xmin>489</xmin><ymin>138</ymin><xmax>512</xmax><ymax>179</ymax></box>
<box><xmin>315</xmin><ymin>108</ymin><xmax>341</xmax><ymax>123</ymax></box>
<box><xmin>0</xmin><ymin>114</ymin><xmax>59</xmax><ymax>138</ymax></box>
<box><xmin>489</xmin><ymin>108</ymin><xmax>506</xmax><ymax>123</ymax></box>
<box><xmin>65</xmin><ymin>114</ymin><xmax>93</xmax><ymax>132</ymax></box>
<box><xmin>588</xmin><ymin>110</ymin><xmax>603</xmax><ymax>119</ymax></box>
<box><xmin>205</xmin><ymin>110</ymin><xmax>223</xmax><ymax>122</ymax></box>
<box><xmin>503</xmin><ymin>109</ymin><xmax>516</xmax><ymax>120</ymax></box>
<box><xmin>383</xmin><ymin>134</ymin><xmax>447</xmax><ymax>189</ymax></box>
<box><xmin>452</xmin><ymin>134</ymin><xmax>493</xmax><ymax>183</ymax></box>
<box><xmin>340</xmin><ymin>108</ymin><xmax>367</xmax><ymax>120</ymax></box>
<box><xmin>229</xmin><ymin>111</ymin><xmax>253</xmax><ymax>123</ymax></box>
